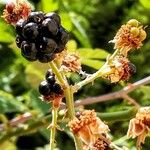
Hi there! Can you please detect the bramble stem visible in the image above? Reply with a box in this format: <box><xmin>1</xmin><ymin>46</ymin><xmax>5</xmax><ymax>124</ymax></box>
<box><xmin>0</xmin><ymin>107</ymin><xmax>137</xmax><ymax>144</ymax></box>
<box><xmin>49</xmin><ymin>61</ymin><xmax>83</xmax><ymax>150</ymax></box>
<box><xmin>75</xmin><ymin>49</ymin><xmax>120</xmax><ymax>91</ymax></box>
<box><xmin>49</xmin><ymin>107</ymin><xmax>58</xmax><ymax>150</ymax></box>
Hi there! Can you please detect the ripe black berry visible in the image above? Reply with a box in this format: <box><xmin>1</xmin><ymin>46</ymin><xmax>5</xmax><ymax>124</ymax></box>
<box><xmin>37</xmin><ymin>53</ymin><xmax>55</xmax><ymax>63</ymax></box>
<box><xmin>42</xmin><ymin>18</ymin><xmax>58</xmax><ymax>36</ymax></box>
<box><xmin>16</xmin><ymin>19</ymin><xmax>26</xmax><ymax>35</ymax></box>
<box><xmin>21</xmin><ymin>41</ymin><xmax>37</xmax><ymax>61</ymax></box>
<box><xmin>47</xmin><ymin>76</ymin><xmax>55</xmax><ymax>85</ymax></box>
<box><xmin>45</xmin><ymin>69</ymin><xmax>55</xmax><ymax>79</ymax></box>
<box><xmin>28</xmin><ymin>11</ymin><xmax>44</xmax><ymax>23</ymax></box>
<box><xmin>59</xmin><ymin>27</ymin><xmax>69</xmax><ymax>44</ymax></box>
<box><xmin>16</xmin><ymin>35</ymin><xmax>23</xmax><ymax>48</ymax></box>
<box><xmin>52</xmin><ymin>83</ymin><xmax>62</xmax><ymax>94</ymax></box>
<box><xmin>37</xmin><ymin>37</ymin><xmax>57</xmax><ymax>53</ymax></box>
<box><xmin>23</xmin><ymin>22</ymin><xmax>39</xmax><ymax>40</ymax></box>
<box><xmin>39</xmin><ymin>80</ymin><xmax>50</xmax><ymax>95</ymax></box>
<box><xmin>45</xmin><ymin>12</ymin><xmax>61</xmax><ymax>26</ymax></box>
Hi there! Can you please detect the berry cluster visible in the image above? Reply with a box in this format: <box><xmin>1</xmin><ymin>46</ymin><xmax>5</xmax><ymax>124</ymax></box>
<box><xmin>39</xmin><ymin>70</ymin><xmax>63</xmax><ymax>101</ymax></box>
<box><xmin>15</xmin><ymin>11</ymin><xmax>69</xmax><ymax>62</ymax></box>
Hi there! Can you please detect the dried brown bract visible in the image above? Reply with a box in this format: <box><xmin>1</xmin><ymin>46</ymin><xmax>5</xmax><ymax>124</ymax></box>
<box><xmin>61</xmin><ymin>52</ymin><xmax>81</xmax><ymax>73</ymax></box>
<box><xmin>68</xmin><ymin>110</ymin><xmax>110</xmax><ymax>150</ymax></box>
<box><xmin>2</xmin><ymin>0</ymin><xmax>31</xmax><ymax>25</ymax></box>
<box><xmin>103</xmin><ymin>56</ymin><xmax>136</xmax><ymax>83</ymax></box>
<box><xmin>127</xmin><ymin>107</ymin><xmax>150</xmax><ymax>150</ymax></box>
<box><xmin>110</xmin><ymin>19</ymin><xmax>146</xmax><ymax>57</ymax></box>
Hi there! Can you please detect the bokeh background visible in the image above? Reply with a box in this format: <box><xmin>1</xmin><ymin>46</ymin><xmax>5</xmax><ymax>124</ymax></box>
<box><xmin>0</xmin><ymin>0</ymin><xmax>150</xmax><ymax>149</ymax></box>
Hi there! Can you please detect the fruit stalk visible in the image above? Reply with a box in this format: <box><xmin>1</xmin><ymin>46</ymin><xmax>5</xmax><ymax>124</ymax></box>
<box><xmin>50</xmin><ymin>107</ymin><xmax>58</xmax><ymax>150</ymax></box>
<box><xmin>49</xmin><ymin>61</ymin><xmax>83</xmax><ymax>150</ymax></box>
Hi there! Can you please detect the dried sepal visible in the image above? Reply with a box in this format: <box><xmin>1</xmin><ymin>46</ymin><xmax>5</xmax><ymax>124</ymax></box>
<box><xmin>127</xmin><ymin>107</ymin><xmax>150</xmax><ymax>150</ymax></box>
<box><xmin>61</xmin><ymin>52</ymin><xmax>81</xmax><ymax>73</ymax></box>
<box><xmin>103</xmin><ymin>56</ymin><xmax>136</xmax><ymax>83</ymax></box>
<box><xmin>68</xmin><ymin>110</ymin><xmax>110</xmax><ymax>150</ymax></box>
<box><xmin>110</xmin><ymin>19</ymin><xmax>146</xmax><ymax>57</ymax></box>
<box><xmin>2</xmin><ymin>0</ymin><xmax>31</xmax><ymax>25</ymax></box>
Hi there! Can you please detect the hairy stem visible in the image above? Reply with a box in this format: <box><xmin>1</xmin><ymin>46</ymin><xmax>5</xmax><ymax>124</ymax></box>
<box><xmin>49</xmin><ymin>61</ymin><xmax>83</xmax><ymax>150</ymax></box>
<box><xmin>75</xmin><ymin>49</ymin><xmax>120</xmax><ymax>90</ymax></box>
<box><xmin>49</xmin><ymin>107</ymin><xmax>58</xmax><ymax>150</ymax></box>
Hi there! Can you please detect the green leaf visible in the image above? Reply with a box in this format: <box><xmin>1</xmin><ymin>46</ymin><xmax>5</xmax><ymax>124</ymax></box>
<box><xmin>78</xmin><ymin>48</ymin><xmax>109</xmax><ymax>59</ymax></box>
<box><xmin>66</xmin><ymin>40</ymin><xmax>77</xmax><ymax>52</ymax></box>
<box><xmin>60</xmin><ymin>13</ymin><xmax>73</xmax><ymax>31</ymax></box>
<box><xmin>0</xmin><ymin>91</ymin><xmax>27</xmax><ymax>113</ymax></box>
<box><xmin>0</xmin><ymin>21</ymin><xmax>14</xmax><ymax>43</ymax></box>
<box><xmin>29</xmin><ymin>90</ymin><xmax>50</xmax><ymax>114</ymax></box>
<box><xmin>41</xmin><ymin>0</ymin><xmax>58</xmax><ymax>12</ymax></box>
<box><xmin>81</xmin><ymin>59</ymin><xmax>105</xmax><ymax>70</ymax></box>
<box><xmin>139</xmin><ymin>0</ymin><xmax>150</xmax><ymax>9</ymax></box>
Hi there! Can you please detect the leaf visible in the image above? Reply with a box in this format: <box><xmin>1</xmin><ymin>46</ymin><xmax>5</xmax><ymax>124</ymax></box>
<box><xmin>29</xmin><ymin>90</ymin><xmax>50</xmax><ymax>114</ymax></box>
<box><xmin>78</xmin><ymin>48</ymin><xmax>109</xmax><ymax>59</ymax></box>
<box><xmin>0</xmin><ymin>91</ymin><xmax>27</xmax><ymax>113</ymax></box>
<box><xmin>81</xmin><ymin>59</ymin><xmax>105</xmax><ymax>70</ymax></box>
<box><xmin>139</xmin><ymin>0</ymin><xmax>150</xmax><ymax>9</ymax></box>
<box><xmin>0</xmin><ymin>21</ymin><xmax>14</xmax><ymax>43</ymax></box>
<box><xmin>41</xmin><ymin>0</ymin><xmax>58</xmax><ymax>12</ymax></box>
<box><xmin>66</xmin><ymin>40</ymin><xmax>77</xmax><ymax>52</ymax></box>
<box><xmin>60</xmin><ymin>13</ymin><xmax>73</xmax><ymax>31</ymax></box>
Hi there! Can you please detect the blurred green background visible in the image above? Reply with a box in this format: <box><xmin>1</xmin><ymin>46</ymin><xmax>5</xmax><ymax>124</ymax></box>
<box><xmin>0</xmin><ymin>0</ymin><xmax>150</xmax><ymax>149</ymax></box>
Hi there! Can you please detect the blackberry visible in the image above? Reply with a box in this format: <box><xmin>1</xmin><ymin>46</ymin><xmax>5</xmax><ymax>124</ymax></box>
<box><xmin>52</xmin><ymin>83</ymin><xmax>62</xmax><ymax>94</ymax></box>
<box><xmin>45</xmin><ymin>69</ymin><xmax>55</xmax><ymax>79</ymax></box>
<box><xmin>23</xmin><ymin>22</ymin><xmax>39</xmax><ymax>40</ymax></box>
<box><xmin>59</xmin><ymin>27</ymin><xmax>69</xmax><ymax>44</ymax></box>
<box><xmin>45</xmin><ymin>12</ymin><xmax>61</xmax><ymax>26</ymax></box>
<box><xmin>16</xmin><ymin>19</ymin><xmax>26</xmax><ymax>35</ymax></box>
<box><xmin>37</xmin><ymin>37</ymin><xmax>57</xmax><ymax>53</ymax></box>
<box><xmin>39</xmin><ymin>80</ymin><xmax>50</xmax><ymax>96</ymax></box>
<box><xmin>21</xmin><ymin>41</ymin><xmax>37</xmax><ymax>61</ymax></box>
<box><xmin>37</xmin><ymin>53</ymin><xmax>55</xmax><ymax>63</ymax></box>
<box><xmin>15</xmin><ymin>11</ymin><xmax>69</xmax><ymax>63</ymax></box>
<box><xmin>47</xmin><ymin>76</ymin><xmax>55</xmax><ymax>85</ymax></box>
<box><xmin>42</xmin><ymin>18</ymin><xmax>58</xmax><ymax>36</ymax></box>
<box><xmin>16</xmin><ymin>35</ymin><xmax>23</xmax><ymax>48</ymax></box>
<box><xmin>28</xmin><ymin>11</ymin><xmax>44</xmax><ymax>23</ymax></box>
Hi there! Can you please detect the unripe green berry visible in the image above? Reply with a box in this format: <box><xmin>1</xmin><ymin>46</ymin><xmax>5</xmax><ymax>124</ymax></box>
<box><xmin>139</xmin><ymin>30</ymin><xmax>146</xmax><ymax>41</ymax></box>
<box><xmin>130</xmin><ymin>27</ymin><xmax>140</xmax><ymax>37</ymax></box>
<box><xmin>127</xmin><ymin>19</ymin><xmax>139</xmax><ymax>27</ymax></box>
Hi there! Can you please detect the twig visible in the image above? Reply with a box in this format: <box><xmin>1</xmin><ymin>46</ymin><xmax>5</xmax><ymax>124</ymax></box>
<box><xmin>0</xmin><ymin>107</ymin><xmax>138</xmax><ymax>144</ymax></box>
<box><xmin>75</xmin><ymin>76</ymin><xmax>150</xmax><ymax>107</ymax></box>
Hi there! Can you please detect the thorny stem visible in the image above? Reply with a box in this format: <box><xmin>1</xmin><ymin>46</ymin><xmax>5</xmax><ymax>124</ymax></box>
<box><xmin>49</xmin><ymin>107</ymin><xmax>58</xmax><ymax>150</ymax></box>
<box><xmin>49</xmin><ymin>61</ymin><xmax>83</xmax><ymax>150</ymax></box>
<box><xmin>75</xmin><ymin>49</ymin><xmax>120</xmax><ymax>91</ymax></box>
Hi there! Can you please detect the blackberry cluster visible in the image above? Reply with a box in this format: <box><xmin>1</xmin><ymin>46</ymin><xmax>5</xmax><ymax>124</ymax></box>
<box><xmin>39</xmin><ymin>70</ymin><xmax>63</xmax><ymax>99</ymax></box>
<box><xmin>15</xmin><ymin>11</ymin><xmax>69</xmax><ymax>63</ymax></box>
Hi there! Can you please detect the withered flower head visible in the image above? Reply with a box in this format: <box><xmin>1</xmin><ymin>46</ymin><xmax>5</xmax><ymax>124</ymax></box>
<box><xmin>68</xmin><ymin>110</ymin><xmax>110</xmax><ymax>149</ymax></box>
<box><xmin>2</xmin><ymin>0</ymin><xmax>31</xmax><ymax>25</ymax></box>
<box><xmin>103</xmin><ymin>56</ymin><xmax>136</xmax><ymax>83</ymax></box>
<box><xmin>110</xmin><ymin>19</ymin><xmax>146</xmax><ymax>57</ymax></box>
<box><xmin>61</xmin><ymin>52</ymin><xmax>81</xmax><ymax>73</ymax></box>
<box><xmin>127</xmin><ymin>107</ymin><xmax>150</xmax><ymax>150</ymax></box>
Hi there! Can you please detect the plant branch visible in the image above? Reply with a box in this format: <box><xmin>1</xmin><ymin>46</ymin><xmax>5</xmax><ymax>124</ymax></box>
<box><xmin>49</xmin><ymin>61</ymin><xmax>83</xmax><ymax>150</ymax></box>
<box><xmin>49</xmin><ymin>107</ymin><xmax>58</xmax><ymax>150</ymax></box>
<box><xmin>75</xmin><ymin>76</ymin><xmax>150</xmax><ymax>107</ymax></box>
<box><xmin>0</xmin><ymin>107</ymin><xmax>137</xmax><ymax>144</ymax></box>
<box><xmin>75</xmin><ymin>49</ymin><xmax>120</xmax><ymax>91</ymax></box>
